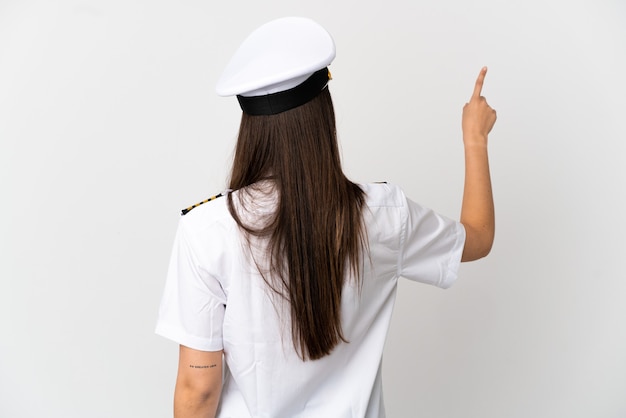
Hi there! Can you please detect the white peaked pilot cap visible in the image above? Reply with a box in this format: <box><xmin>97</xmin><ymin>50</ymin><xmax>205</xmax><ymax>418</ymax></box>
<box><xmin>216</xmin><ymin>17</ymin><xmax>336</xmax><ymax>115</ymax></box>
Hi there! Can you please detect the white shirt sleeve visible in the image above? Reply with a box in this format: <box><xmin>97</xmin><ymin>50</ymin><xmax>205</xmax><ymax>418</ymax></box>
<box><xmin>155</xmin><ymin>218</ymin><xmax>227</xmax><ymax>351</ymax></box>
<box><xmin>397</xmin><ymin>193</ymin><xmax>466</xmax><ymax>289</ymax></box>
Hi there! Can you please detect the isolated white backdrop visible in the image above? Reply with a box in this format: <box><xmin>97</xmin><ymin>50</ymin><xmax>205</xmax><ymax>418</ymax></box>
<box><xmin>1</xmin><ymin>0</ymin><xmax>625</xmax><ymax>417</ymax></box>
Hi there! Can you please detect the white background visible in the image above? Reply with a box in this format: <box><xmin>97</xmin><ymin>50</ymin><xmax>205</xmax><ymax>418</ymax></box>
<box><xmin>1</xmin><ymin>0</ymin><xmax>625</xmax><ymax>417</ymax></box>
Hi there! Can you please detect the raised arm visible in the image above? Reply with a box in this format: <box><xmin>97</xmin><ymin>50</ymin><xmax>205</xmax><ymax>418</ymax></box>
<box><xmin>460</xmin><ymin>67</ymin><xmax>497</xmax><ymax>262</ymax></box>
<box><xmin>174</xmin><ymin>345</ymin><xmax>223</xmax><ymax>418</ymax></box>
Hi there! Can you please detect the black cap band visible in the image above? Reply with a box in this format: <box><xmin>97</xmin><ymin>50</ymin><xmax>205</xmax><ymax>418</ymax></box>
<box><xmin>236</xmin><ymin>68</ymin><xmax>330</xmax><ymax>115</ymax></box>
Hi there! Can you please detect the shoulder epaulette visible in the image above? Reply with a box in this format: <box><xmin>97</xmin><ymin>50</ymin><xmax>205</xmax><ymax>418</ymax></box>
<box><xmin>181</xmin><ymin>190</ymin><xmax>230</xmax><ymax>216</ymax></box>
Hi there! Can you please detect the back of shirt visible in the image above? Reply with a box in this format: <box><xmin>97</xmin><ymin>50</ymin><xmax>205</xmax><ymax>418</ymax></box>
<box><xmin>156</xmin><ymin>182</ymin><xmax>465</xmax><ymax>417</ymax></box>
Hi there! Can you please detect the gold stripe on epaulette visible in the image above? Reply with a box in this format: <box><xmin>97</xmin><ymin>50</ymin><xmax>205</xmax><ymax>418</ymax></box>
<box><xmin>181</xmin><ymin>192</ymin><xmax>227</xmax><ymax>216</ymax></box>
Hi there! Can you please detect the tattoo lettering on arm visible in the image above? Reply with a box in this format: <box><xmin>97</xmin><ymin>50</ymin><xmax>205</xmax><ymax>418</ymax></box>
<box><xmin>189</xmin><ymin>364</ymin><xmax>217</xmax><ymax>369</ymax></box>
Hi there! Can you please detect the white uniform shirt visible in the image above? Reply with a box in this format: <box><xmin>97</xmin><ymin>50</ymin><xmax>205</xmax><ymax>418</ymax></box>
<box><xmin>156</xmin><ymin>182</ymin><xmax>465</xmax><ymax>417</ymax></box>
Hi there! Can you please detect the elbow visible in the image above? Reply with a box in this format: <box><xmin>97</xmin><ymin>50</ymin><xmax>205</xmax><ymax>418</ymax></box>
<box><xmin>176</xmin><ymin>381</ymin><xmax>219</xmax><ymax>403</ymax></box>
<box><xmin>461</xmin><ymin>247</ymin><xmax>490</xmax><ymax>262</ymax></box>
<box><xmin>461</xmin><ymin>224</ymin><xmax>494</xmax><ymax>262</ymax></box>
<box><xmin>174</xmin><ymin>381</ymin><xmax>221</xmax><ymax>417</ymax></box>
<box><xmin>478</xmin><ymin>240</ymin><xmax>494</xmax><ymax>259</ymax></box>
<box><xmin>461</xmin><ymin>243</ymin><xmax>492</xmax><ymax>262</ymax></box>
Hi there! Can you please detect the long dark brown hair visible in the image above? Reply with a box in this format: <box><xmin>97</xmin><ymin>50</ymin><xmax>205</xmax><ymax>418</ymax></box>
<box><xmin>227</xmin><ymin>87</ymin><xmax>366</xmax><ymax>361</ymax></box>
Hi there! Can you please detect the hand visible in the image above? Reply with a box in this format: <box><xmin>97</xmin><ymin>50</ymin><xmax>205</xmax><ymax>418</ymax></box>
<box><xmin>462</xmin><ymin>67</ymin><xmax>497</xmax><ymax>145</ymax></box>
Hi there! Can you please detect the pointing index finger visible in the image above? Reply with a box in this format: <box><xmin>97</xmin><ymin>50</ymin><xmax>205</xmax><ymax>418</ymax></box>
<box><xmin>472</xmin><ymin>66</ymin><xmax>488</xmax><ymax>99</ymax></box>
